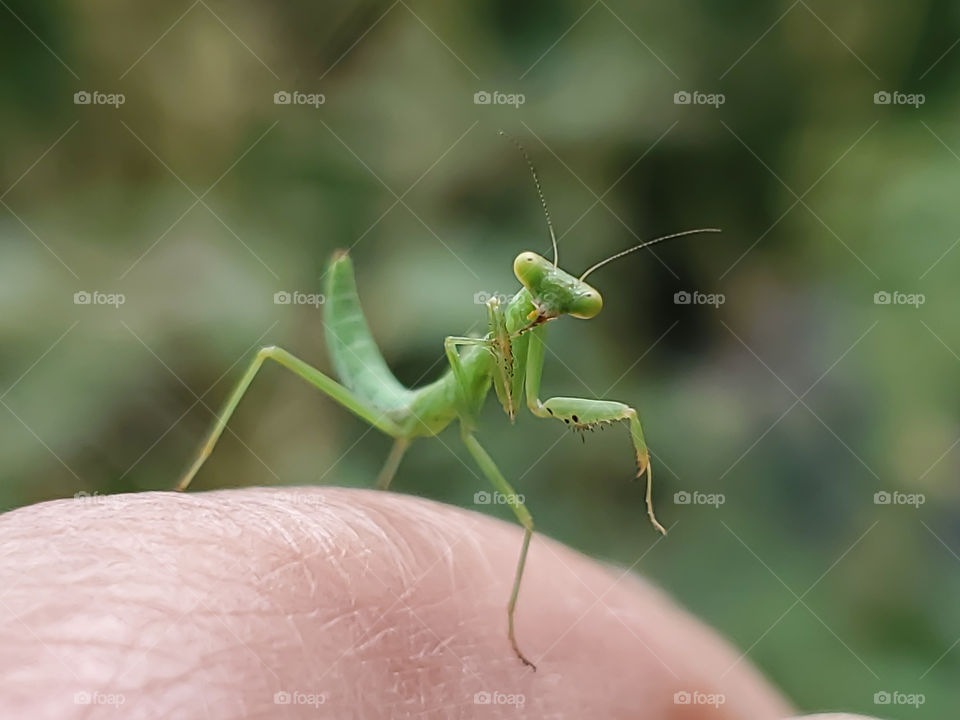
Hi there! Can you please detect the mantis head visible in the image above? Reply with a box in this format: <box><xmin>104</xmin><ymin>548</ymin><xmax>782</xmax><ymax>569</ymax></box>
<box><xmin>499</xmin><ymin>130</ymin><xmax>721</xmax><ymax>325</ymax></box>
<box><xmin>513</xmin><ymin>252</ymin><xmax>602</xmax><ymax>320</ymax></box>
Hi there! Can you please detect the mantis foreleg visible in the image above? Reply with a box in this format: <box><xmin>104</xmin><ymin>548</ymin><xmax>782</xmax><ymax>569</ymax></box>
<box><xmin>523</xmin><ymin>326</ymin><xmax>666</xmax><ymax>534</ymax></box>
<box><xmin>485</xmin><ymin>298</ymin><xmax>516</xmax><ymax>421</ymax></box>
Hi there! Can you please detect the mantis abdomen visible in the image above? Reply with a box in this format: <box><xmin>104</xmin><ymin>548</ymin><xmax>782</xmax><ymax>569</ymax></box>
<box><xmin>324</xmin><ymin>250</ymin><xmax>412</xmax><ymax>410</ymax></box>
<box><xmin>325</xmin><ymin>251</ymin><xmax>491</xmax><ymax>438</ymax></box>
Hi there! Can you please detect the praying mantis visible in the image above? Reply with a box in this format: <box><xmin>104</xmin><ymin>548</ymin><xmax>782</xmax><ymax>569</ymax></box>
<box><xmin>174</xmin><ymin>136</ymin><xmax>719</xmax><ymax>668</ymax></box>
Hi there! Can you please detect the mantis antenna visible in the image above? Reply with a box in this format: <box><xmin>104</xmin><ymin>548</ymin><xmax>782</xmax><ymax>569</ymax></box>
<box><xmin>579</xmin><ymin>228</ymin><xmax>722</xmax><ymax>281</ymax></box>
<box><xmin>499</xmin><ymin>130</ymin><xmax>559</xmax><ymax>267</ymax></box>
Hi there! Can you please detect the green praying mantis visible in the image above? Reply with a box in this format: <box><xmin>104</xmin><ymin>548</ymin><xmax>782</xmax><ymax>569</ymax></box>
<box><xmin>174</xmin><ymin>136</ymin><xmax>719</xmax><ymax>668</ymax></box>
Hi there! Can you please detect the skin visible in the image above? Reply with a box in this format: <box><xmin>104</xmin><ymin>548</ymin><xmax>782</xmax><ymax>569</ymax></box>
<box><xmin>0</xmin><ymin>487</ymin><xmax>880</xmax><ymax>719</ymax></box>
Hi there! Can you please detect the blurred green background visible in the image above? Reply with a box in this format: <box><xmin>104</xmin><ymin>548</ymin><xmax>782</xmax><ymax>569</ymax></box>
<box><xmin>2</xmin><ymin>1</ymin><xmax>959</xmax><ymax>716</ymax></box>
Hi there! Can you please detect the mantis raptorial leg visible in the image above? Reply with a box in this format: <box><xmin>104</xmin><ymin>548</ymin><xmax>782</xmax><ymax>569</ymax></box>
<box><xmin>523</xmin><ymin>325</ymin><xmax>665</xmax><ymax>534</ymax></box>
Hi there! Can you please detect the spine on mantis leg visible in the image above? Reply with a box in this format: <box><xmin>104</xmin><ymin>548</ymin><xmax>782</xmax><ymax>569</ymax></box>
<box><xmin>486</xmin><ymin>298</ymin><xmax>516</xmax><ymax>421</ymax></box>
<box><xmin>324</xmin><ymin>251</ymin><xmax>410</xmax><ymax>408</ymax></box>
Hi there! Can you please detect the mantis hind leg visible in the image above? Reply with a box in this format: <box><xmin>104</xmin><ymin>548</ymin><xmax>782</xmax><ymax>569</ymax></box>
<box><xmin>375</xmin><ymin>437</ymin><xmax>410</xmax><ymax>490</ymax></box>
<box><xmin>175</xmin><ymin>345</ymin><xmax>406</xmax><ymax>492</ymax></box>
<box><xmin>461</xmin><ymin>431</ymin><xmax>537</xmax><ymax>670</ymax></box>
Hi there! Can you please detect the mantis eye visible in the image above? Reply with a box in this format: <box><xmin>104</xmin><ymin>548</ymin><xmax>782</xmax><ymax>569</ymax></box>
<box><xmin>568</xmin><ymin>289</ymin><xmax>603</xmax><ymax>319</ymax></box>
<box><xmin>513</xmin><ymin>251</ymin><xmax>547</xmax><ymax>287</ymax></box>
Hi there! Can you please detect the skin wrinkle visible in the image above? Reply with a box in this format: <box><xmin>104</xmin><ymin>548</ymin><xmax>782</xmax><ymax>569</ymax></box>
<box><xmin>0</xmin><ymin>487</ymin><xmax>825</xmax><ymax>719</ymax></box>
<box><xmin>370</xmin><ymin>519</ymin><xmax>419</xmax><ymax>583</ymax></box>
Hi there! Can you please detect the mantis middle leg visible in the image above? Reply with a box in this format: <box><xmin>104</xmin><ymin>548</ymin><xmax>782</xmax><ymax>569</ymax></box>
<box><xmin>444</xmin><ymin>330</ymin><xmax>538</xmax><ymax>669</ymax></box>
